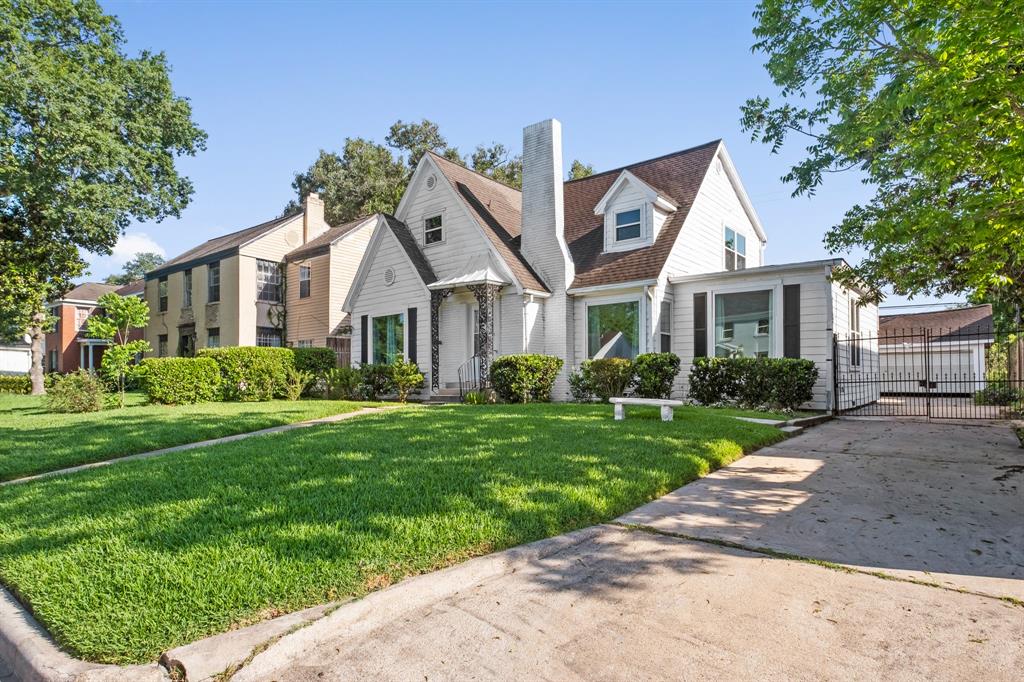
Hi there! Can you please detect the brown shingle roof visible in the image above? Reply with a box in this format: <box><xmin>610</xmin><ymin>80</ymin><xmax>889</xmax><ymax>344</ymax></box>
<box><xmin>60</xmin><ymin>282</ymin><xmax>120</xmax><ymax>302</ymax></box>
<box><xmin>563</xmin><ymin>140</ymin><xmax>721</xmax><ymax>289</ymax></box>
<box><xmin>427</xmin><ymin>152</ymin><xmax>549</xmax><ymax>293</ymax></box>
<box><xmin>879</xmin><ymin>304</ymin><xmax>994</xmax><ymax>344</ymax></box>
<box><xmin>148</xmin><ymin>212</ymin><xmax>300</xmax><ymax>278</ymax></box>
<box><xmin>383</xmin><ymin>214</ymin><xmax>437</xmax><ymax>285</ymax></box>
<box><xmin>285</xmin><ymin>216</ymin><xmax>374</xmax><ymax>262</ymax></box>
<box><xmin>115</xmin><ymin>279</ymin><xmax>145</xmax><ymax>297</ymax></box>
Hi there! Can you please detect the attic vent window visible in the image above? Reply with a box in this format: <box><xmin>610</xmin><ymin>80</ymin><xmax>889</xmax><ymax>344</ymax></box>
<box><xmin>383</xmin><ymin>268</ymin><xmax>396</xmax><ymax>286</ymax></box>
<box><xmin>426</xmin><ymin>174</ymin><xmax>437</xmax><ymax>190</ymax></box>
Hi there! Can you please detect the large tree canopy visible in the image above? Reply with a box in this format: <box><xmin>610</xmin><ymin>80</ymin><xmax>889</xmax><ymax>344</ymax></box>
<box><xmin>0</xmin><ymin>0</ymin><xmax>206</xmax><ymax>392</ymax></box>
<box><xmin>741</xmin><ymin>0</ymin><xmax>1024</xmax><ymax>320</ymax></box>
<box><xmin>286</xmin><ymin>119</ymin><xmax>589</xmax><ymax>225</ymax></box>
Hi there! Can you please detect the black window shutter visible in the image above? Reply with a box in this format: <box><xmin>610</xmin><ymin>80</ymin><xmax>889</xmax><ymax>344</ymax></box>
<box><xmin>407</xmin><ymin>307</ymin><xmax>417</xmax><ymax>364</ymax></box>
<box><xmin>783</xmin><ymin>284</ymin><xmax>801</xmax><ymax>358</ymax></box>
<box><xmin>360</xmin><ymin>314</ymin><xmax>368</xmax><ymax>364</ymax></box>
<box><xmin>693</xmin><ymin>293</ymin><xmax>707</xmax><ymax>358</ymax></box>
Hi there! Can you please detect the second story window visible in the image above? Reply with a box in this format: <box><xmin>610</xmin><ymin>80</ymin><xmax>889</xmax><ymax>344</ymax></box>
<box><xmin>299</xmin><ymin>265</ymin><xmax>311</xmax><ymax>298</ymax></box>
<box><xmin>158</xmin><ymin>276</ymin><xmax>168</xmax><ymax>312</ymax></box>
<box><xmin>183</xmin><ymin>269</ymin><xmax>193</xmax><ymax>308</ymax></box>
<box><xmin>75</xmin><ymin>306</ymin><xmax>90</xmax><ymax>332</ymax></box>
<box><xmin>256</xmin><ymin>259</ymin><xmax>282</xmax><ymax>303</ymax></box>
<box><xmin>725</xmin><ymin>227</ymin><xmax>746</xmax><ymax>271</ymax></box>
<box><xmin>424</xmin><ymin>215</ymin><xmax>443</xmax><ymax>244</ymax></box>
<box><xmin>208</xmin><ymin>261</ymin><xmax>220</xmax><ymax>303</ymax></box>
<box><xmin>615</xmin><ymin>209</ymin><xmax>642</xmax><ymax>241</ymax></box>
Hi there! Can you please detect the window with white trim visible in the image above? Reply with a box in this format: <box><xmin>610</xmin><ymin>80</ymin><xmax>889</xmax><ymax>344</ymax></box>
<box><xmin>256</xmin><ymin>259</ymin><xmax>282</xmax><ymax>303</ymax></box>
<box><xmin>614</xmin><ymin>208</ymin><xmax>642</xmax><ymax>242</ymax></box>
<box><xmin>587</xmin><ymin>300</ymin><xmax>640</xmax><ymax>360</ymax></box>
<box><xmin>714</xmin><ymin>290</ymin><xmax>773</xmax><ymax>358</ymax></box>
<box><xmin>659</xmin><ymin>300</ymin><xmax>672</xmax><ymax>352</ymax></box>
<box><xmin>296</xmin><ymin>339</ymin><xmax>314</xmax><ymax>348</ymax></box>
<box><xmin>849</xmin><ymin>298</ymin><xmax>861</xmax><ymax>367</ymax></box>
<box><xmin>724</xmin><ymin>227</ymin><xmax>747</xmax><ymax>271</ymax></box>
<box><xmin>372</xmin><ymin>313</ymin><xmax>405</xmax><ymax>363</ymax></box>
<box><xmin>299</xmin><ymin>265</ymin><xmax>311</xmax><ymax>298</ymax></box>
<box><xmin>424</xmin><ymin>215</ymin><xmax>443</xmax><ymax>245</ymax></box>
<box><xmin>256</xmin><ymin>326</ymin><xmax>283</xmax><ymax>347</ymax></box>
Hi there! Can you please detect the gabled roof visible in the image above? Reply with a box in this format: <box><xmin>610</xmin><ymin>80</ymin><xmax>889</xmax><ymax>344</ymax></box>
<box><xmin>147</xmin><ymin>212</ymin><xmax>300</xmax><ymax>279</ymax></box>
<box><xmin>426</xmin><ymin>152</ymin><xmax>549</xmax><ymax>293</ymax></box>
<box><xmin>879</xmin><ymin>304</ymin><xmax>994</xmax><ymax>344</ymax></box>
<box><xmin>383</xmin><ymin>214</ymin><xmax>437</xmax><ymax>285</ymax></box>
<box><xmin>564</xmin><ymin>140</ymin><xmax>723</xmax><ymax>289</ymax></box>
<box><xmin>592</xmin><ymin>169</ymin><xmax>678</xmax><ymax>216</ymax></box>
<box><xmin>285</xmin><ymin>216</ymin><xmax>375</xmax><ymax>262</ymax></box>
<box><xmin>115</xmin><ymin>279</ymin><xmax>145</xmax><ymax>297</ymax></box>
<box><xmin>58</xmin><ymin>282</ymin><xmax>120</xmax><ymax>303</ymax></box>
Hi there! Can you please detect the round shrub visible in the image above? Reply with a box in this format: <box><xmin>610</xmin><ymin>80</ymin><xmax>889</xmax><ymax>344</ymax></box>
<box><xmin>631</xmin><ymin>352</ymin><xmax>681</xmax><ymax>399</ymax></box>
<box><xmin>359</xmin><ymin>363</ymin><xmax>394</xmax><ymax>400</ymax></box>
<box><xmin>198</xmin><ymin>347</ymin><xmax>295</xmax><ymax>401</ymax></box>
<box><xmin>581</xmin><ymin>358</ymin><xmax>634</xmax><ymax>402</ymax></box>
<box><xmin>46</xmin><ymin>370</ymin><xmax>106</xmax><ymax>413</ymax></box>
<box><xmin>142</xmin><ymin>357</ymin><xmax>222</xmax><ymax>405</ymax></box>
<box><xmin>390</xmin><ymin>358</ymin><xmax>425</xmax><ymax>403</ymax></box>
<box><xmin>489</xmin><ymin>354</ymin><xmax>563</xmax><ymax>403</ymax></box>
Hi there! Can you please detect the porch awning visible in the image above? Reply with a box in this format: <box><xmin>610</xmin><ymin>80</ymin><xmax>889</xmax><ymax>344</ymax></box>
<box><xmin>426</xmin><ymin>252</ymin><xmax>512</xmax><ymax>290</ymax></box>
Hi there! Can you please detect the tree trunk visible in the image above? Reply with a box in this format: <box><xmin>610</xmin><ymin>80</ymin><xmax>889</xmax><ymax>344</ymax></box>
<box><xmin>29</xmin><ymin>312</ymin><xmax>46</xmax><ymax>395</ymax></box>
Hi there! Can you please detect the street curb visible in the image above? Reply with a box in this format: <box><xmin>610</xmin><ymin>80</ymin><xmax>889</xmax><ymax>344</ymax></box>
<box><xmin>0</xmin><ymin>587</ymin><xmax>167</xmax><ymax>682</ymax></box>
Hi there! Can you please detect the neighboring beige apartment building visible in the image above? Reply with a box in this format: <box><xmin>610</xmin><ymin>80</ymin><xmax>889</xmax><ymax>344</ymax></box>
<box><xmin>144</xmin><ymin>194</ymin><xmax>371</xmax><ymax>362</ymax></box>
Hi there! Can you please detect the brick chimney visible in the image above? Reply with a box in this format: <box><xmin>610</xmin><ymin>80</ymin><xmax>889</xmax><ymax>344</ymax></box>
<box><xmin>302</xmin><ymin>192</ymin><xmax>327</xmax><ymax>243</ymax></box>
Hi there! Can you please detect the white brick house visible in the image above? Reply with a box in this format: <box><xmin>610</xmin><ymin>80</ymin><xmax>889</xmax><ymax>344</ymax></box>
<box><xmin>344</xmin><ymin>119</ymin><xmax>877</xmax><ymax>410</ymax></box>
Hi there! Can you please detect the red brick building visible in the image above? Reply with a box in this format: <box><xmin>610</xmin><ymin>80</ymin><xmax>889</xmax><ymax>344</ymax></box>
<box><xmin>44</xmin><ymin>280</ymin><xmax>145</xmax><ymax>373</ymax></box>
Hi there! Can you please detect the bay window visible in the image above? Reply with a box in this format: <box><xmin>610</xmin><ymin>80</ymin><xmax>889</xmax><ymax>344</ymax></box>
<box><xmin>587</xmin><ymin>300</ymin><xmax>640</xmax><ymax>360</ymax></box>
<box><xmin>714</xmin><ymin>290</ymin><xmax>773</xmax><ymax>358</ymax></box>
<box><xmin>257</xmin><ymin>259</ymin><xmax>282</xmax><ymax>303</ymax></box>
<box><xmin>372</xmin><ymin>313</ymin><xmax>404</xmax><ymax>363</ymax></box>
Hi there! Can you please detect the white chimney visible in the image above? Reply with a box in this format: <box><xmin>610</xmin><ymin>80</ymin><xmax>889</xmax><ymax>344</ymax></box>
<box><xmin>521</xmin><ymin>119</ymin><xmax>574</xmax><ymax>290</ymax></box>
<box><xmin>302</xmin><ymin>192</ymin><xmax>327</xmax><ymax>243</ymax></box>
<box><xmin>520</xmin><ymin>118</ymin><xmax>574</xmax><ymax>399</ymax></box>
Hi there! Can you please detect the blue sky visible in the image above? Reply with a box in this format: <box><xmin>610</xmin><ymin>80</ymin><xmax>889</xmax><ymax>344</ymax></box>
<box><xmin>91</xmin><ymin>0</ymin><xmax>954</xmax><ymax>308</ymax></box>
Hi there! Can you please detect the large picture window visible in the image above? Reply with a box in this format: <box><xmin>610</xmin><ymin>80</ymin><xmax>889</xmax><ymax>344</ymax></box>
<box><xmin>587</xmin><ymin>300</ymin><xmax>640</xmax><ymax>360</ymax></box>
<box><xmin>714</xmin><ymin>290</ymin><xmax>773</xmax><ymax>358</ymax></box>
<box><xmin>256</xmin><ymin>259</ymin><xmax>282</xmax><ymax>303</ymax></box>
<box><xmin>724</xmin><ymin>227</ymin><xmax>747</xmax><ymax>271</ymax></box>
<box><xmin>372</xmin><ymin>313</ymin><xmax>405</xmax><ymax>363</ymax></box>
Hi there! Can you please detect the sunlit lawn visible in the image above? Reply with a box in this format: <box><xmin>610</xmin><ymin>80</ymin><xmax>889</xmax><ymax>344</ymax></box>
<box><xmin>0</xmin><ymin>392</ymin><xmax>374</xmax><ymax>481</ymax></box>
<box><xmin>0</xmin><ymin>403</ymin><xmax>785</xmax><ymax>664</ymax></box>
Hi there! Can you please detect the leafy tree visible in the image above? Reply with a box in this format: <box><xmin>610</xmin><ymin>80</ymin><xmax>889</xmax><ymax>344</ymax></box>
<box><xmin>1</xmin><ymin>0</ymin><xmax>206</xmax><ymax>394</ymax></box>
<box><xmin>104</xmin><ymin>252</ymin><xmax>166</xmax><ymax>285</ymax></box>
<box><xmin>569</xmin><ymin>160</ymin><xmax>594</xmax><ymax>180</ymax></box>
<box><xmin>386</xmin><ymin>119</ymin><xmax>460</xmax><ymax>169</ymax></box>
<box><xmin>741</xmin><ymin>1</ymin><xmax>1024</xmax><ymax>323</ymax></box>
<box><xmin>86</xmin><ymin>293</ymin><xmax>151</xmax><ymax>407</ymax></box>
<box><xmin>470</xmin><ymin>143</ymin><xmax>522</xmax><ymax>188</ymax></box>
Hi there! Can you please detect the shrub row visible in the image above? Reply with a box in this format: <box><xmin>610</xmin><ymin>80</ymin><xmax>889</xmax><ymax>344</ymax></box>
<box><xmin>0</xmin><ymin>375</ymin><xmax>30</xmax><ymax>394</ymax></box>
<box><xmin>490</xmin><ymin>354</ymin><xmax>563</xmax><ymax>403</ymax></box>
<box><xmin>198</xmin><ymin>347</ymin><xmax>295</xmax><ymax>401</ymax></box>
<box><xmin>688</xmin><ymin>357</ymin><xmax>818</xmax><ymax>410</ymax></box>
<box><xmin>142</xmin><ymin>357</ymin><xmax>222</xmax><ymax>405</ymax></box>
<box><xmin>569</xmin><ymin>353</ymin><xmax>682</xmax><ymax>402</ymax></box>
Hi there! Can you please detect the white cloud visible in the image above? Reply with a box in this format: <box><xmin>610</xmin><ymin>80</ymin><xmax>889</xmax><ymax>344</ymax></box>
<box><xmin>83</xmin><ymin>232</ymin><xmax>167</xmax><ymax>281</ymax></box>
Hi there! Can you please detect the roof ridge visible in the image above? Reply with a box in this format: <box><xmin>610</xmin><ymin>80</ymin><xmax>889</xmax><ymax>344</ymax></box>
<box><xmin>563</xmin><ymin>139</ymin><xmax>722</xmax><ymax>185</ymax></box>
<box><xmin>426</xmin><ymin>151</ymin><xmax>523</xmax><ymax>195</ymax></box>
<box><xmin>199</xmin><ymin>211</ymin><xmax>300</xmax><ymax>245</ymax></box>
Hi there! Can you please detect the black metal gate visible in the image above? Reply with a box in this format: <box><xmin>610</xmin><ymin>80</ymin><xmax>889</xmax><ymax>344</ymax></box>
<box><xmin>834</xmin><ymin>327</ymin><xmax>1024</xmax><ymax>419</ymax></box>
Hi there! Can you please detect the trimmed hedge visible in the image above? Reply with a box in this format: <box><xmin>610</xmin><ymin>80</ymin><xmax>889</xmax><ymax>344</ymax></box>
<box><xmin>0</xmin><ymin>375</ymin><xmax>30</xmax><ymax>394</ymax></box>
<box><xmin>198</xmin><ymin>347</ymin><xmax>295</xmax><ymax>401</ymax></box>
<box><xmin>142</xmin><ymin>357</ymin><xmax>222</xmax><ymax>405</ymax></box>
<box><xmin>688</xmin><ymin>357</ymin><xmax>818</xmax><ymax>410</ymax></box>
<box><xmin>583</xmin><ymin>358</ymin><xmax>634</xmax><ymax>402</ymax></box>
<box><xmin>490</xmin><ymin>354</ymin><xmax>563</xmax><ymax>403</ymax></box>
<box><xmin>632</xmin><ymin>352</ymin><xmax>681</xmax><ymax>399</ymax></box>
<box><xmin>293</xmin><ymin>347</ymin><xmax>337</xmax><ymax>375</ymax></box>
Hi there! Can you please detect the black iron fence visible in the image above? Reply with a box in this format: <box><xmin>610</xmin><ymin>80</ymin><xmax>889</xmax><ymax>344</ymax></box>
<box><xmin>834</xmin><ymin>327</ymin><xmax>1024</xmax><ymax>420</ymax></box>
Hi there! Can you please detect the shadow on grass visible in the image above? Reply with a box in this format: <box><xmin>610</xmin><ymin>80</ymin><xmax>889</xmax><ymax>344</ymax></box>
<box><xmin>0</xmin><ymin>404</ymin><xmax>783</xmax><ymax>663</ymax></box>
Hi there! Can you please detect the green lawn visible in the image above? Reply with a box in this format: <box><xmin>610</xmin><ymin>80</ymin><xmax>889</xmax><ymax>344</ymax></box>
<box><xmin>0</xmin><ymin>393</ymin><xmax>374</xmax><ymax>481</ymax></box>
<box><xmin>0</xmin><ymin>403</ymin><xmax>785</xmax><ymax>664</ymax></box>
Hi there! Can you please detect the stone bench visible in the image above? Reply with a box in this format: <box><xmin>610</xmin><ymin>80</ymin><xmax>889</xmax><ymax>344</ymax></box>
<box><xmin>609</xmin><ymin>397</ymin><xmax>685</xmax><ymax>422</ymax></box>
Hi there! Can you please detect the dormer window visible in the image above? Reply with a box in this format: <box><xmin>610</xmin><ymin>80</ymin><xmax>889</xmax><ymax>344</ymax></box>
<box><xmin>725</xmin><ymin>227</ymin><xmax>746</xmax><ymax>271</ymax></box>
<box><xmin>615</xmin><ymin>209</ymin><xmax>642</xmax><ymax>241</ymax></box>
<box><xmin>424</xmin><ymin>214</ymin><xmax>443</xmax><ymax>245</ymax></box>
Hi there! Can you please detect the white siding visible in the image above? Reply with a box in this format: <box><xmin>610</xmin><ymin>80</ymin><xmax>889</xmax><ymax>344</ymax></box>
<box><xmin>665</xmin><ymin>151</ymin><xmax>763</xmax><ymax>277</ymax></box>
<box><xmin>670</xmin><ymin>266</ymin><xmax>834</xmax><ymax>409</ymax></box>
<box><xmin>832</xmin><ymin>282</ymin><xmax>881</xmax><ymax>409</ymax></box>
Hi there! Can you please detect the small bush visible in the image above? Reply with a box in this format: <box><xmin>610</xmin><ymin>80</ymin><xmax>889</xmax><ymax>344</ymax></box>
<box><xmin>688</xmin><ymin>357</ymin><xmax>818</xmax><ymax>410</ymax></box>
<box><xmin>47</xmin><ymin>370</ymin><xmax>106</xmax><ymax>413</ymax></box>
<box><xmin>973</xmin><ymin>384</ymin><xmax>1022</xmax><ymax>406</ymax></box>
<box><xmin>142</xmin><ymin>357</ymin><xmax>222</xmax><ymax>405</ymax></box>
<box><xmin>631</xmin><ymin>353</ymin><xmax>681</xmax><ymax>399</ymax></box>
<box><xmin>324</xmin><ymin>367</ymin><xmax>362</xmax><ymax>400</ymax></box>
<box><xmin>568</xmin><ymin>368</ymin><xmax>594</xmax><ymax>403</ymax></box>
<box><xmin>582</xmin><ymin>358</ymin><xmax>634</xmax><ymax>402</ymax></box>
<box><xmin>0</xmin><ymin>375</ymin><xmax>30</xmax><ymax>394</ymax></box>
<box><xmin>489</xmin><ymin>354</ymin><xmax>563</xmax><ymax>403</ymax></box>
<box><xmin>198</xmin><ymin>347</ymin><xmax>295</xmax><ymax>401</ymax></box>
<box><xmin>391</xmin><ymin>358</ymin><xmax>424</xmax><ymax>403</ymax></box>
<box><xmin>283</xmin><ymin>367</ymin><xmax>314</xmax><ymax>401</ymax></box>
<box><xmin>359</xmin><ymin>363</ymin><xmax>394</xmax><ymax>400</ymax></box>
<box><xmin>462</xmin><ymin>389</ymin><xmax>495</xmax><ymax>405</ymax></box>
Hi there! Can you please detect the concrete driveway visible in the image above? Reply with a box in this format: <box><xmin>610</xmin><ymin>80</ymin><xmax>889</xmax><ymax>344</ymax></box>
<box><xmin>233</xmin><ymin>420</ymin><xmax>1024</xmax><ymax>681</ymax></box>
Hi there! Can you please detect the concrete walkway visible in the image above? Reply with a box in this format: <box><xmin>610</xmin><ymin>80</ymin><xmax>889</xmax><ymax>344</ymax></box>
<box><xmin>232</xmin><ymin>419</ymin><xmax>1024</xmax><ymax>681</ymax></box>
<box><xmin>1</xmin><ymin>404</ymin><xmax>404</xmax><ymax>488</ymax></box>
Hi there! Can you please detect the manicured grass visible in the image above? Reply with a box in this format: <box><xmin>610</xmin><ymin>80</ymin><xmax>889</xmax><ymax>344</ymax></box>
<box><xmin>0</xmin><ymin>393</ymin><xmax>375</xmax><ymax>481</ymax></box>
<box><xmin>0</xmin><ymin>403</ymin><xmax>785</xmax><ymax>664</ymax></box>
<box><xmin>707</xmin><ymin>406</ymin><xmax>819</xmax><ymax>421</ymax></box>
